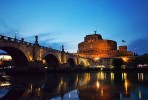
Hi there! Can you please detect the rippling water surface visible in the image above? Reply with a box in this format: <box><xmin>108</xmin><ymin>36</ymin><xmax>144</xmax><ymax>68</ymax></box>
<box><xmin>0</xmin><ymin>71</ymin><xmax>148</xmax><ymax>100</ymax></box>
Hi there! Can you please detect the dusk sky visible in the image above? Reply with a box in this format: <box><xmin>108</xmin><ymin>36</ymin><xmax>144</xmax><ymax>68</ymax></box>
<box><xmin>0</xmin><ymin>0</ymin><xmax>148</xmax><ymax>55</ymax></box>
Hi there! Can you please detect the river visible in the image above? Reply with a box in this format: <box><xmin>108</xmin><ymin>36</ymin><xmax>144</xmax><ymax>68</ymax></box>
<box><xmin>0</xmin><ymin>71</ymin><xmax>148</xmax><ymax>100</ymax></box>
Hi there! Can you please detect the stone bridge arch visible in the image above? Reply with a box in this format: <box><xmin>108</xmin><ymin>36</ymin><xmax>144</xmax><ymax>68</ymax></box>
<box><xmin>0</xmin><ymin>43</ymin><xmax>31</xmax><ymax>67</ymax></box>
<box><xmin>67</xmin><ymin>57</ymin><xmax>76</xmax><ymax>68</ymax></box>
<box><xmin>42</xmin><ymin>52</ymin><xmax>60</xmax><ymax>70</ymax></box>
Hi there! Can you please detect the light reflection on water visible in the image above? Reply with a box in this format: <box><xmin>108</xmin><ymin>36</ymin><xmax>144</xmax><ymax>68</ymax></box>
<box><xmin>0</xmin><ymin>72</ymin><xmax>148</xmax><ymax>100</ymax></box>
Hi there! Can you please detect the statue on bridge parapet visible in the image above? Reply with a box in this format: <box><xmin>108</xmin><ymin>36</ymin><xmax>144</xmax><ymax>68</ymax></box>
<box><xmin>62</xmin><ymin>45</ymin><xmax>64</xmax><ymax>52</ymax></box>
<box><xmin>21</xmin><ymin>38</ymin><xmax>24</xmax><ymax>43</ymax></box>
<box><xmin>35</xmin><ymin>35</ymin><xmax>39</xmax><ymax>45</ymax></box>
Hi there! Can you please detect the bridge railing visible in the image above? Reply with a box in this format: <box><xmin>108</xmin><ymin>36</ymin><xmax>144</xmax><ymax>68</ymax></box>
<box><xmin>0</xmin><ymin>35</ymin><xmax>73</xmax><ymax>54</ymax></box>
<box><xmin>0</xmin><ymin>35</ymin><xmax>34</xmax><ymax>46</ymax></box>
<box><xmin>40</xmin><ymin>45</ymin><xmax>61</xmax><ymax>53</ymax></box>
<box><xmin>23</xmin><ymin>41</ymin><xmax>34</xmax><ymax>46</ymax></box>
<box><xmin>0</xmin><ymin>35</ymin><xmax>15</xmax><ymax>41</ymax></box>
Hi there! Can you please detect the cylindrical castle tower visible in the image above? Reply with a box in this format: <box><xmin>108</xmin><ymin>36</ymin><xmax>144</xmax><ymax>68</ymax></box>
<box><xmin>78</xmin><ymin>32</ymin><xmax>117</xmax><ymax>54</ymax></box>
<box><xmin>78</xmin><ymin>31</ymin><xmax>133</xmax><ymax>58</ymax></box>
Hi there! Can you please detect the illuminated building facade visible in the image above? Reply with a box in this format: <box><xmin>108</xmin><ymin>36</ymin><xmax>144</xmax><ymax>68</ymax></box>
<box><xmin>0</xmin><ymin>54</ymin><xmax>12</xmax><ymax>61</ymax></box>
<box><xmin>78</xmin><ymin>31</ymin><xmax>133</xmax><ymax>59</ymax></box>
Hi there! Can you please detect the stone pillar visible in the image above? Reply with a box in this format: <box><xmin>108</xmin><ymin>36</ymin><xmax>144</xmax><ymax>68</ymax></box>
<box><xmin>33</xmin><ymin>35</ymin><xmax>40</xmax><ymax>60</ymax></box>
<box><xmin>28</xmin><ymin>61</ymin><xmax>45</xmax><ymax>71</ymax></box>
<box><xmin>61</xmin><ymin>45</ymin><xmax>65</xmax><ymax>63</ymax></box>
<box><xmin>33</xmin><ymin>45</ymin><xmax>36</xmax><ymax>60</ymax></box>
<box><xmin>33</xmin><ymin>45</ymin><xmax>41</xmax><ymax>61</ymax></box>
<box><xmin>14</xmin><ymin>61</ymin><xmax>45</xmax><ymax>72</ymax></box>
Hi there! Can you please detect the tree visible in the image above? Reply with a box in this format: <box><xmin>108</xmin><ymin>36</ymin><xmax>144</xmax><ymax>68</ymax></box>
<box><xmin>112</xmin><ymin>58</ymin><xmax>124</xmax><ymax>70</ymax></box>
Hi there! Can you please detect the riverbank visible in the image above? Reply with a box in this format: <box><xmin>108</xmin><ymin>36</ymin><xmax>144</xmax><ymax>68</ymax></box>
<box><xmin>47</xmin><ymin>68</ymin><xmax>148</xmax><ymax>73</ymax></box>
<box><xmin>1</xmin><ymin>67</ymin><xmax>148</xmax><ymax>76</ymax></box>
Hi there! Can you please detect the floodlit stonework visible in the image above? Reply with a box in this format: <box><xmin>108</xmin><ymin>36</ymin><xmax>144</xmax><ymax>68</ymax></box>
<box><xmin>78</xmin><ymin>31</ymin><xmax>133</xmax><ymax>59</ymax></box>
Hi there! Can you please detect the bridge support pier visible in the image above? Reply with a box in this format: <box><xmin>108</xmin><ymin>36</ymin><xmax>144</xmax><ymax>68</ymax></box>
<box><xmin>59</xmin><ymin>63</ymin><xmax>69</xmax><ymax>69</ymax></box>
<box><xmin>28</xmin><ymin>61</ymin><xmax>45</xmax><ymax>71</ymax></box>
<box><xmin>9</xmin><ymin>61</ymin><xmax>45</xmax><ymax>74</ymax></box>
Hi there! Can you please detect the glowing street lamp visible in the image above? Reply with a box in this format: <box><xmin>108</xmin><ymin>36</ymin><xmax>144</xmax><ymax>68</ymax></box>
<box><xmin>15</xmin><ymin>31</ymin><xmax>17</xmax><ymax>39</ymax></box>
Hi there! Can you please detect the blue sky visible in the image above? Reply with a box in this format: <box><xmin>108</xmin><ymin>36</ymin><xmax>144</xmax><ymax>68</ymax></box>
<box><xmin>0</xmin><ymin>0</ymin><xmax>148</xmax><ymax>55</ymax></box>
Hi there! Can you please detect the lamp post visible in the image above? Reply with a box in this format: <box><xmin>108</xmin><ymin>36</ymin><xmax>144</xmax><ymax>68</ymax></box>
<box><xmin>135</xmin><ymin>48</ymin><xmax>138</xmax><ymax>56</ymax></box>
<box><xmin>15</xmin><ymin>31</ymin><xmax>17</xmax><ymax>39</ymax></box>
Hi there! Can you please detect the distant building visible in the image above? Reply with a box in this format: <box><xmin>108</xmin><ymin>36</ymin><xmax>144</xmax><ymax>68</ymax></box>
<box><xmin>0</xmin><ymin>53</ymin><xmax>12</xmax><ymax>61</ymax></box>
<box><xmin>78</xmin><ymin>31</ymin><xmax>133</xmax><ymax>59</ymax></box>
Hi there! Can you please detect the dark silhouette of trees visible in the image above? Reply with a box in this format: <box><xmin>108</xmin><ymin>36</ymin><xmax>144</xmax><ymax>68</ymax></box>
<box><xmin>112</xmin><ymin>58</ymin><xmax>124</xmax><ymax>70</ymax></box>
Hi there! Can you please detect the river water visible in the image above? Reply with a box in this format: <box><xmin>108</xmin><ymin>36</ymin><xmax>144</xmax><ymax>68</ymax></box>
<box><xmin>0</xmin><ymin>71</ymin><xmax>148</xmax><ymax>100</ymax></box>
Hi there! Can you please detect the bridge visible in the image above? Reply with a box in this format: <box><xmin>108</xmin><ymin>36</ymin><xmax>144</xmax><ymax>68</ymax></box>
<box><xmin>0</xmin><ymin>35</ymin><xmax>92</xmax><ymax>71</ymax></box>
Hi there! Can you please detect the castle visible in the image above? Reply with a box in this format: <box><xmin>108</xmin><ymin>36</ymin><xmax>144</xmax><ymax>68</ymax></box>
<box><xmin>78</xmin><ymin>31</ymin><xmax>133</xmax><ymax>59</ymax></box>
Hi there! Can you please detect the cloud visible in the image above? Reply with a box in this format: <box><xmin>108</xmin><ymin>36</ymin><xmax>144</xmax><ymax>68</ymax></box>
<box><xmin>22</xmin><ymin>32</ymin><xmax>68</xmax><ymax>51</ymax></box>
<box><xmin>0</xmin><ymin>20</ymin><xmax>19</xmax><ymax>37</ymax></box>
<box><xmin>24</xmin><ymin>32</ymin><xmax>54</xmax><ymax>41</ymax></box>
<box><xmin>37</xmin><ymin>34</ymin><xmax>76</xmax><ymax>52</ymax></box>
<box><xmin>0</xmin><ymin>20</ymin><xmax>77</xmax><ymax>53</ymax></box>
<box><xmin>128</xmin><ymin>37</ymin><xmax>148</xmax><ymax>55</ymax></box>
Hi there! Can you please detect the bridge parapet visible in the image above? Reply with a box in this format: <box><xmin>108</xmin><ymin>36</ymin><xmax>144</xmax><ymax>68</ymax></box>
<box><xmin>0</xmin><ymin>35</ymin><xmax>69</xmax><ymax>54</ymax></box>
<box><xmin>40</xmin><ymin>46</ymin><xmax>62</xmax><ymax>54</ymax></box>
<box><xmin>0</xmin><ymin>35</ymin><xmax>34</xmax><ymax>46</ymax></box>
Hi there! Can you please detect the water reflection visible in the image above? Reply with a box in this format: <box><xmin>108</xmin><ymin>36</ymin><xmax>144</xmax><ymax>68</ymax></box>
<box><xmin>138</xmin><ymin>73</ymin><xmax>144</xmax><ymax>81</ymax></box>
<box><xmin>0</xmin><ymin>72</ymin><xmax>148</xmax><ymax>100</ymax></box>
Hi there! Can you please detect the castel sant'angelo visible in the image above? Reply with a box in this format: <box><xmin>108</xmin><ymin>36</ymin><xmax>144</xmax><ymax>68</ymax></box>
<box><xmin>78</xmin><ymin>31</ymin><xmax>133</xmax><ymax>59</ymax></box>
